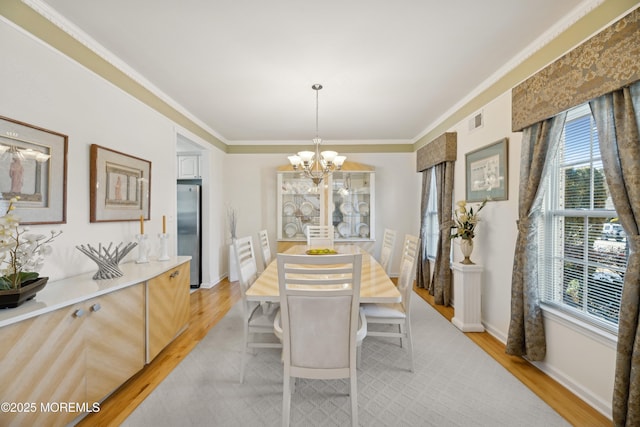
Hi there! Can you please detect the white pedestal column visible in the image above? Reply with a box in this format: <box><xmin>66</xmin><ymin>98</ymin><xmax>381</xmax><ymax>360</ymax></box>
<box><xmin>229</xmin><ymin>243</ymin><xmax>238</xmax><ymax>282</ymax></box>
<box><xmin>451</xmin><ymin>262</ymin><xmax>484</xmax><ymax>332</ymax></box>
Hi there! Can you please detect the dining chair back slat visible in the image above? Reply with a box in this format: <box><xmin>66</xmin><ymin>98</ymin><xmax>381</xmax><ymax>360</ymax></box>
<box><xmin>235</xmin><ymin>236</ymin><xmax>258</xmax><ymax>297</ymax></box>
<box><xmin>276</xmin><ymin>253</ymin><xmax>363</xmax><ymax>427</ymax></box>
<box><xmin>397</xmin><ymin>233</ymin><xmax>419</xmax><ymax>311</ymax></box>
<box><xmin>379</xmin><ymin>228</ymin><xmax>397</xmax><ymax>274</ymax></box>
<box><xmin>361</xmin><ymin>233</ymin><xmax>420</xmax><ymax>372</ymax></box>
<box><xmin>234</xmin><ymin>235</ymin><xmax>281</xmax><ymax>384</ymax></box>
<box><xmin>258</xmin><ymin>229</ymin><xmax>272</xmax><ymax>271</ymax></box>
<box><xmin>305</xmin><ymin>225</ymin><xmax>334</xmax><ymax>248</ymax></box>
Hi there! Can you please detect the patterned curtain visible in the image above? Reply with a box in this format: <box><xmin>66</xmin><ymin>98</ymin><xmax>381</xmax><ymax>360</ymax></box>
<box><xmin>430</xmin><ymin>161</ymin><xmax>454</xmax><ymax>305</ymax></box>
<box><xmin>417</xmin><ymin>168</ymin><xmax>432</xmax><ymax>289</ymax></box>
<box><xmin>505</xmin><ymin>112</ymin><xmax>567</xmax><ymax>361</ymax></box>
<box><xmin>590</xmin><ymin>80</ymin><xmax>640</xmax><ymax>427</ymax></box>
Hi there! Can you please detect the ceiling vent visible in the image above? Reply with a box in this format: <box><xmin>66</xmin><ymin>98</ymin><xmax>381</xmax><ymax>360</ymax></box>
<box><xmin>468</xmin><ymin>111</ymin><xmax>483</xmax><ymax>131</ymax></box>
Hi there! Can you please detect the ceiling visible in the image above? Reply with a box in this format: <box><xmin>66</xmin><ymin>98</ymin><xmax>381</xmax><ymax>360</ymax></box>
<box><xmin>38</xmin><ymin>0</ymin><xmax>591</xmax><ymax>145</ymax></box>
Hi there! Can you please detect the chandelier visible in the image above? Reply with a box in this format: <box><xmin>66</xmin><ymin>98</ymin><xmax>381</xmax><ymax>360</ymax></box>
<box><xmin>287</xmin><ymin>84</ymin><xmax>346</xmax><ymax>187</ymax></box>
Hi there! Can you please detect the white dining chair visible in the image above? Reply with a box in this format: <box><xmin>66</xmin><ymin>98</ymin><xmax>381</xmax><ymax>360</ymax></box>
<box><xmin>233</xmin><ymin>235</ymin><xmax>281</xmax><ymax>383</ymax></box>
<box><xmin>305</xmin><ymin>225</ymin><xmax>334</xmax><ymax>248</ymax></box>
<box><xmin>274</xmin><ymin>253</ymin><xmax>364</xmax><ymax>427</ymax></box>
<box><xmin>257</xmin><ymin>229</ymin><xmax>272</xmax><ymax>271</ymax></box>
<box><xmin>361</xmin><ymin>234</ymin><xmax>420</xmax><ymax>372</ymax></box>
<box><xmin>379</xmin><ymin>228</ymin><xmax>397</xmax><ymax>275</ymax></box>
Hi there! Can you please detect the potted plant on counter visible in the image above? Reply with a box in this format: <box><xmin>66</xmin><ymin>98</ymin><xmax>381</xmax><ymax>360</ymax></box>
<box><xmin>0</xmin><ymin>198</ymin><xmax>62</xmax><ymax>308</ymax></box>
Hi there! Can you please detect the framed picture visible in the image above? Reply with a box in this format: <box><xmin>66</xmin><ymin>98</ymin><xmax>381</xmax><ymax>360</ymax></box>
<box><xmin>0</xmin><ymin>115</ymin><xmax>68</xmax><ymax>224</ymax></box>
<box><xmin>465</xmin><ymin>138</ymin><xmax>508</xmax><ymax>202</ymax></box>
<box><xmin>90</xmin><ymin>144</ymin><xmax>151</xmax><ymax>222</ymax></box>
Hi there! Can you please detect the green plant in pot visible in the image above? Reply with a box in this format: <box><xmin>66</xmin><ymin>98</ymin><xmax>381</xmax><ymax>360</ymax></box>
<box><xmin>0</xmin><ymin>198</ymin><xmax>62</xmax><ymax>308</ymax></box>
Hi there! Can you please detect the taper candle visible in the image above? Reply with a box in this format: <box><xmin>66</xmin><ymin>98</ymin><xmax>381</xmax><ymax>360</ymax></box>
<box><xmin>162</xmin><ymin>215</ymin><xmax>166</xmax><ymax>234</ymax></box>
<box><xmin>140</xmin><ymin>215</ymin><xmax>144</xmax><ymax>235</ymax></box>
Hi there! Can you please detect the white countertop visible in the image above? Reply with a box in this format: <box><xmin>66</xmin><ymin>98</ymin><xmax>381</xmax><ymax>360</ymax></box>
<box><xmin>0</xmin><ymin>256</ymin><xmax>191</xmax><ymax>328</ymax></box>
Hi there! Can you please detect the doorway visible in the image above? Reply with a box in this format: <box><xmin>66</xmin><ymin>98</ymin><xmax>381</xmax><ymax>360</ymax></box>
<box><xmin>176</xmin><ymin>132</ymin><xmax>210</xmax><ymax>287</ymax></box>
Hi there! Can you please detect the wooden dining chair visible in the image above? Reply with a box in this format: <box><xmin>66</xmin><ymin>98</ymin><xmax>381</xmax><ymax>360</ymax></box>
<box><xmin>305</xmin><ymin>225</ymin><xmax>334</xmax><ymax>248</ymax></box>
<box><xmin>233</xmin><ymin>236</ymin><xmax>281</xmax><ymax>383</ymax></box>
<box><xmin>275</xmin><ymin>253</ymin><xmax>364</xmax><ymax>427</ymax></box>
<box><xmin>379</xmin><ymin>228</ymin><xmax>397</xmax><ymax>275</ymax></box>
<box><xmin>257</xmin><ymin>229</ymin><xmax>272</xmax><ymax>271</ymax></box>
<box><xmin>361</xmin><ymin>234</ymin><xmax>420</xmax><ymax>372</ymax></box>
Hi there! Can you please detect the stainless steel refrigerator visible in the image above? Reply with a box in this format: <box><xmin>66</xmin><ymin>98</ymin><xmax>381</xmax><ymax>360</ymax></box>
<box><xmin>177</xmin><ymin>180</ymin><xmax>202</xmax><ymax>288</ymax></box>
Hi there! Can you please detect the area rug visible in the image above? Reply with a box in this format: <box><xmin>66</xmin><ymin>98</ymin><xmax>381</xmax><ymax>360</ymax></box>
<box><xmin>122</xmin><ymin>295</ymin><xmax>569</xmax><ymax>426</ymax></box>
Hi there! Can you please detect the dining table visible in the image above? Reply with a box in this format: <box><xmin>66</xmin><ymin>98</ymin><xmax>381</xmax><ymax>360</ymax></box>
<box><xmin>245</xmin><ymin>244</ymin><xmax>401</xmax><ymax>303</ymax></box>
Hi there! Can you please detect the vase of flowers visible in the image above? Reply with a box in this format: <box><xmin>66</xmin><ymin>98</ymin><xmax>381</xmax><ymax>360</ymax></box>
<box><xmin>0</xmin><ymin>198</ymin><xmax>62</xmax><ymax>308</ymax></box>
<box><xmin>450</xmin><ymin>199</ymin><xmax>487</xmax><ymax>265</ymax></box>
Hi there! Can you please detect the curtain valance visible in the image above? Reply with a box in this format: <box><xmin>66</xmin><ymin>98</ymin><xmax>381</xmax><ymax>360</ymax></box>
<box><xmin>416</xmin><ymin>132</ymin><xmax>457</xmax><ymax>172</ymax></box>
<box><xmin>512</xmin><ymin>7</ymin><xmax>640</xmax><ymax>132</ymax></box>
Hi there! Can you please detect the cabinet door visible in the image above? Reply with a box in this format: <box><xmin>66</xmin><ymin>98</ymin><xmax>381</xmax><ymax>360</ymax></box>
<box><xmin>85</xmin><ymin>284</ymin><xmax>145</xmax><ymax>402</ymax></box>
<box><xmin>331</xmin><ymin>171</ymin><xmax>375</xmax><ymax>241</ymax></box>
<box><xmin>277</xmin><ymin>172</ymin><xmax>323</xmax><ymax>241</ymax></box>
<box><xmin>178</xmin><ymin>155</ymin><xmax>200</xmax><ymax>179</ymax></box>
<box><xmin>0</xmin><ymin>305</ymin><xmax>85</xmax><ymax>427</ymax></box>
<box><xmin>147</xmin><ymin>262</ymin><xmax>190</xmax><ymax>362</ymax></box>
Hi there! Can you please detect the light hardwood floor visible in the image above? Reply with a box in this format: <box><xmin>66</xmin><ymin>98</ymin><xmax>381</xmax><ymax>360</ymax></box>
<box><xmin>78</xmin><ymin>279</ymin><xmax>611</xmax><ymax>427</ymax></box>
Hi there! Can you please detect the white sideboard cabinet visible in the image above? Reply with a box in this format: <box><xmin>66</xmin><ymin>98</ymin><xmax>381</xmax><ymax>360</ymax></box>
<box><xmin>0</xmin><ymin>257</ymin><xmax>190</xmax><ymax>426</ymax></box>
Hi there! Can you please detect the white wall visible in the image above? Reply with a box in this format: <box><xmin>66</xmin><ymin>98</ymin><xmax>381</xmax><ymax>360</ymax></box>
<box><xmin>223</xmin><ymin>152</ymin><xmax>421</xmax><ymax>275</ymax></box>
<box><xmin>0</xmin><ymin>16</ymin><xmax>422</xmax><ymax>285</ymax></box>
<box><xmin>448</xmin><ymin>94</ymin><xmax>522</xmax><ymax>341</ymax></box>
<box><xmin>448</xmin><ymin>91</ymin><xmax>615</xmax><ymax>417</ymax></box>
<box><xmin>0</xmin><ymin>20</ymin><xmax>228</xmax><ymax>283</ymax></box>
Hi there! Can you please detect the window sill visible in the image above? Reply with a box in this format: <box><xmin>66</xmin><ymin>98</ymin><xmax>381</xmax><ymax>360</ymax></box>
<box><xmin>540</xmin><ymin>304</ymin><xmax>618</xmax><ymax>349</ymax></box>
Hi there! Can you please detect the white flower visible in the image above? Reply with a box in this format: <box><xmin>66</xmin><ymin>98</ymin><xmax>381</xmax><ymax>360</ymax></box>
<box><xmin>23</xmin><ymin>233</ymin><xmax>47</xmax><ymax>243</ymax></box>
<box><xmin>0</xmin><ymin>198</ymin><xmax>62</xmax><ymax>290</ymax></box>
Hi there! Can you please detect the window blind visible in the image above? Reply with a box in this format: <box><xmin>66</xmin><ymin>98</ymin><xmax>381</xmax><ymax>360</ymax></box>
<box><xmin>539</xmin><ymin>104</ymin><xmax>628</xmax><ymax>333</ymax></box>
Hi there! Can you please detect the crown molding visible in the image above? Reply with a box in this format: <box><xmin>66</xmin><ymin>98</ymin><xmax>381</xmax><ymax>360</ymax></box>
<box><xmin>413</xmin><ymin>0</ymin><xmax>636</xmax><ymax>150</ymax></box>
<box><xmin>227</xmin><ymin>143</ymin><xmax>414</xmax><ymax>155</ymax></box>
<box><xmin>5</xmin><ymin>0</ymin><xmax>228</xmax><ymax>152</ymax></box>
<box><xmin>5</xmin><ymin>0</ymin><xmax>634</xmax><ymax>155</ymax></box>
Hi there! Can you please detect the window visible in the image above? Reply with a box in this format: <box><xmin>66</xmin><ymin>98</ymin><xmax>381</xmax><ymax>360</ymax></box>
<box><xmin>424</xmin><ymin>168</ymin><xmax>438</xmax><ymax>259</ymax></box>
<box><xmin>539</xmin><ymin>104</ymin><xmax>629</xmax><ymax>333</ymax></box>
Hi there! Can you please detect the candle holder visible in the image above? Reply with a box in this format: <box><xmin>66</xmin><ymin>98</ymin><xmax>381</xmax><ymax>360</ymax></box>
<box><xmin>158</xmin><ymin>233</ymin><xmax>170</xmax><ymax>261</ymax></box>
<box><xmin>136</xmin><ymin>234</ymin><xmax>149</xmax><ymax>264</ymax></box>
